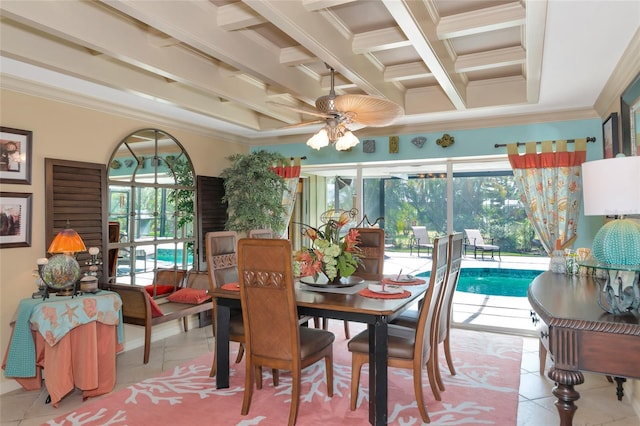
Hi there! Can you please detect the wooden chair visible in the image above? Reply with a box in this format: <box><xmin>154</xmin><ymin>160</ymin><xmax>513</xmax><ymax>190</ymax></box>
<box><xmin>392</xmin><ymin>232</ymin><xmax>464</xmax><ymax>392</ymax></box>
<box><xmin>205</xmin><ymin>231</ymin><xmax>245</xmax><ymax>377</ymax></box>
<box><xmin>463</xmin><ymin>228</ymin><xmax>501</xmax><ymax>260</ymax></box>
<box><xmin>410</xmin><ymin>225</ymin><xmax>434</xmax><ymax>256</ymax></box>
<box><xmin>320</xmin><ymin>228</ymin><xmax>385</xmax><ymax>339</ymax></box>
<box><xmin>248</xmin><ymin>228</ymin><xmax>275</xmax><ymax>238</ymax></box>
<box><xmin>348</xmin><ymin>236</ymin><xmax>449</xmax><ymax>423</ymax></box>
<box><xmin>238</xmin><ymin>238</ymin><xmax>334</xmax><ymax>425</ymax></box>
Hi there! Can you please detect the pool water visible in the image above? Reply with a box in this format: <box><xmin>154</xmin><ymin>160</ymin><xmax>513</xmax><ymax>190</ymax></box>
<box><xmin>417</xmin><ymin>268</ymin><xmax>543</xmax><ymax>297</ymax></box>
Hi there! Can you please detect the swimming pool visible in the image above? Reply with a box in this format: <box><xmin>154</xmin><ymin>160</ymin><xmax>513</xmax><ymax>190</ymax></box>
<box><xmin>417</xmin><ymin>268</ymin><xmax>543</xmax><ymax>297</ymax></box>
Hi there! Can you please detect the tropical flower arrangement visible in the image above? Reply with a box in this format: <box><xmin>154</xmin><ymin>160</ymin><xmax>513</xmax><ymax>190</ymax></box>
<box><xmin>294</xmin><ymin>209</ymin><xmax>361</xmax><ymax>283</ymax></box>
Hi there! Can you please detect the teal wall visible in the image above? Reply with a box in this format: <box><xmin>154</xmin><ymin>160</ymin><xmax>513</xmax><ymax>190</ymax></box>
<box><xmin>253</xmin><ymin>117</ymin><xmax>606</xmax><ymax>251</ymax></box>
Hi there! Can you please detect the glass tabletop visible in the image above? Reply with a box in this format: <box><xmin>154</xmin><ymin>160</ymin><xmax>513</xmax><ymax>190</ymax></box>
<box><xmin>578</xmin><ymin>259</ymin><xmax>640</xmax><ymax>272</ymax></box>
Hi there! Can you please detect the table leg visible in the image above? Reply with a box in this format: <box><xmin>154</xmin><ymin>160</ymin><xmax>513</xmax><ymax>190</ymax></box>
<box><xmin>548</xmin><ymin>367</ymin><xmax>584</xmax><ymax>426</ymax></box>
<box><xmin>215</xmin><ymin>304</ymin><xmax>231</xmax><ymax>389</ymax></box>
<box><xmin>368</xmin><ymin>318</ymin><xmax>388</xmax><ymax>426</ymax></box>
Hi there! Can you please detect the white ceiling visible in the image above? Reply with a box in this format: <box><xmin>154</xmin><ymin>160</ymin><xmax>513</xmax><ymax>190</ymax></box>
<box><xmin>1</xmin><ymin>0</ymin><xmax>639</xmax><ymax>147</ymax></box>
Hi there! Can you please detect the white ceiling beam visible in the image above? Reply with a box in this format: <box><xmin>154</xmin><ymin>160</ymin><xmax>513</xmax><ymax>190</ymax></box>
<box><xmin>384</xmin><ymin>62</ymin><xmax>432</xmax><ymax>82</ymax></box>
<box><xmin>102</xmin><ymin>0</ymin><xmax>325</xmax><ymax>105</ymax></box>
<box><xmin>302</xmin><ymin>0</ymin><xmax>358</xmax><ymax>12</ymax></box>
<box><xmin>243</xmin><ymin>0</ymin><xmax>405</xmax><ymax>106</ymax></box>
<box><xmin>437</xmin><ymin>2</ymin><xmax>526</xmax><ymax>40</ymax></box>
<box><xmin>525</xmin><ymin>0</ymin><xmax>548</xmax><ymax>104</ymax></box>
<box><xmin>0</xmin><ymin>22</ymin><xmax>264</xmax><ymax>130</ymax></box>
<box><xmin>279</xmin><ymin>46</ymin><xmax>316</xmax><ymax>66</ymax></box>
<box><xmin>352</xmin><ymin>27</ymin><xmax>412</xmax><ymax>54</ymax></box>
<box><xmin>217</xmin><ymin>2</ymin><xmax>266</xmax><ymax>31</ymax></box>
<box><xmin>455</xmin><ymin>46</ymin><xmax>525</xmax><ymax>73</ymax></box>
<box><xmin>382</xmin><ymin>0</ymin><xmax>466</xmax><ymax>110</ymax></box>
<box><xmin>2</xmin><ymin>0</ymin><xmax>302</xmax><ymax>126</ymax></box>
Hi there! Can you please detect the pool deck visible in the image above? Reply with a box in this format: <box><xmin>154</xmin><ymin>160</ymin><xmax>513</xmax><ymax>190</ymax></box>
<box><xmin>383</xmin><ymin>251</ymin><xmax>550</xmax><ymax>336</ymax></box>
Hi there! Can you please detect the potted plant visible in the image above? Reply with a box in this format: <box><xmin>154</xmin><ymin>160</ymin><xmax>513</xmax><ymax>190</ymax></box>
<box><xmin>221</xmin><ymin>150</ymin><xmax>289</xmax><ymax>235</ymax></box>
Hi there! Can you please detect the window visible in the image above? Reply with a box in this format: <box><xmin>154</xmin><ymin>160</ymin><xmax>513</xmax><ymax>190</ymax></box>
<box><xmin>107</xmin><ymin>129</ymin><xmax>195</xmax><ymax>285</ymax></box>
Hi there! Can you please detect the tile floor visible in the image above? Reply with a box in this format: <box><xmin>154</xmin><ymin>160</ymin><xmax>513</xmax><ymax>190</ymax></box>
<box><xmin>2</xmin><ymin>252</ymin><xmax>638</xmax><ymax>425</ymax></box>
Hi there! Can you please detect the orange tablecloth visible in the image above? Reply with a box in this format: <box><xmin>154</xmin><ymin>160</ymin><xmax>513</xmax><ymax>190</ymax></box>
<box><xmin>3</xmin><ymin>320</ymin><xmax>123</xmax><ymax>407</ymax></box>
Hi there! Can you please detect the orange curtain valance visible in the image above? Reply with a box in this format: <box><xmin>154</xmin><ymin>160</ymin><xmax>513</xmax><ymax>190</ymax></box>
<box><xmin>507</xmin><ymin>139</ymin><xmax>587</xmax><ymax>169</ymax></box>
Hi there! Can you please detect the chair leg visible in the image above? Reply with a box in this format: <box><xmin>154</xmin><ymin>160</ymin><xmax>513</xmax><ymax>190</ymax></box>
<box><xmin>272</xmin><ymin>369</ymin><xmax>279</xmax><ymax>387</ymax></box>
<box><xmin>426</xmin><ymin>358</ymin><xmax>441</xmax><ymax>401</ymax></box>
<box><xmin>289</xmin><ymin>369</ymin><xmax>301</xmax><ymax>426</ymax></box>
<box><xmin>256</xmin><ymin>365</ymin><xmax>263</xmax><ymax>389</ymax></box>
<box><xmin>413</xmin><ymin>360</ymin><xmax>431</xmax><ymax>424</ymax></box>
<box><xmin>235</xmin><ymin>343</ymin><xmax>245</xmax><ymax>363</ymax></box>
<box><xmin>350</xmin><ymin>353</ymin><xmax>366</xmax><ymax>410</ymax></box>
<box><xmin>210</xmin><ymin>348</ymin><xmax>217</xmax><ymax>377</ymax></box>
<box><xmin>539</xmin><ymin>340</ymin><xmax>547</xmax><ymax>375</ymax></box>
<box><xmin>241</xmin><ymin>361</ymin><xmax>254</xmax><ymax>415</ymax></box>
<box><xmin>443</xmin><ymin>335</ymin><xmax>456</xmax><ymax>376</ymax></box>
<box><xmin>343</xmin><ymin>320</ymin><xmax>350</xmax><ymax>339</ymax></box>
<box><xmin>325</xmin><ymin>353</ymin><xmax>334</xmax><ymax>397</ymax></box>
<box><xmin>433</xmin><ymin>345</ymin><xmax>445</xmax><ymax>392</ymax></box>
<box><xmin>143</xmin><ymin>324</ymin><xmax>151</xmax><ymax>364</ymax></box>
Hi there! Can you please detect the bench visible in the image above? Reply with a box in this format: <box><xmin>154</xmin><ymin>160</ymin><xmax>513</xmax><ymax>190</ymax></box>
<box><xmin>109</xmin><ymin>271</ymin><xmax>211</xmax><ymax>364</ymax></box>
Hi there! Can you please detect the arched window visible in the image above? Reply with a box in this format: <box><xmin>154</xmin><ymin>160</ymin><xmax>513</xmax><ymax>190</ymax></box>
<box><xmin>107</xmin><ymin>129</ymin><xmax>195</xmax><ymax>286</ymax></box>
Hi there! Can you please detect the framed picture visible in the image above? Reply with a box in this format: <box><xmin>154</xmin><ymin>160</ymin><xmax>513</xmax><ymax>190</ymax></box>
<box><xmin>0</xmin><ymin>127</ymin><xmax>32</xmax><ymax>184</ymax></box>
<box><xmin>0</xmin><ymin>192</ymin><xmax>32</xmax><ymax>248</ymax></box>
<box><xmin>602</xmin><ymin>113</ymin><xmax>619</xmax><ymax>159</ymax></box>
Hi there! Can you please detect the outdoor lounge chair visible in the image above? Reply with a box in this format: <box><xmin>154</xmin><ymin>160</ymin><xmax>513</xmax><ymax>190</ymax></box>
<box><xmin>463</xmin><ymin>229</ymin><xmax>501</xmax><ymax>260</ymax></box>
<box><xmin>410</xmin><ymin>226</ymin><xmax>434</xmax><ymax>256</ymax></box>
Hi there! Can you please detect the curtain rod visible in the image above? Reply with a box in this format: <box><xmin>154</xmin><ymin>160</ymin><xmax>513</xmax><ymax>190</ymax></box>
<box><xmin>494</xmin><ymin>136</ymin><xmax>596</xmax><ymax>149</ymax></box>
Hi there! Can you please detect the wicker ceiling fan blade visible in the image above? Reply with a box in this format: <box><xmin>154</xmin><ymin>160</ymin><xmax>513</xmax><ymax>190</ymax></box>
<box><xmin>267</xmin><ymin>101</ymin><xmax>333</xmax><ymax>119</ymax></box>
<box><xmin>281</xmin><ymin>119</ymin><xmax>326</xmax><ymax>129</ymax></box>
<box><xmin>334</xmin><ymin>94</ymin><xmax>404</xmax><ymax>127</ymax></box>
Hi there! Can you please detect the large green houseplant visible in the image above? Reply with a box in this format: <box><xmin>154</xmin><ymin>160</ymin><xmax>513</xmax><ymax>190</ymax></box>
<box><xmin>221</xmin><ymin>150</ymin><xmax>289</xmax><ymax>235</ymax></box>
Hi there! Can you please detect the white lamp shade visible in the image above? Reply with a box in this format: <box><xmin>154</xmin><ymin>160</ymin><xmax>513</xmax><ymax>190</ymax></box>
<box><xmin>582</xmin><ymin>156</ymin><xmax>640</xmax><ymax>216</ymax></box>
<box><xmin>334</xmin><ymin>131</ymin><xmax>359</xmax><ymax>151</ymax></box>
<box><xmin>306</xmin><ymin>129</ymin><xmax>329</xmax><ymax>150</ymax></box>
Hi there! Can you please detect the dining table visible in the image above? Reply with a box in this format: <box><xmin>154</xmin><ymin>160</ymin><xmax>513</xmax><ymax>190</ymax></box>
<box><xmin>210</xmin><ymin>278</ymin><xmax>428</xmax><ymax>426</ymax></box>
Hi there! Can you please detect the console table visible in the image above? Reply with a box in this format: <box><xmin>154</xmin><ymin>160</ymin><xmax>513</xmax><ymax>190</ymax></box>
<box><xmin>528</xmin><ymin>271</ymin><xmax>640</xmax><ymax>426</ymax></box>
<box><xmin>2</xmin><ymin>291</ymin><xmax>124</xmax><ymax>407</ymax></box>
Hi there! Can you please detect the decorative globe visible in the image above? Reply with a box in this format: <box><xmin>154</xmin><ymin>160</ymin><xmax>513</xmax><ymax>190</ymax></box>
<box><xmin>42</xmin><ymin>254</ymin><xmax>81</xmax><ymax>292</ymax></box>
<box><xmin>592</xmin><ymin>219</ymin><xmax>640</xmax><ymax>265</ymax></box>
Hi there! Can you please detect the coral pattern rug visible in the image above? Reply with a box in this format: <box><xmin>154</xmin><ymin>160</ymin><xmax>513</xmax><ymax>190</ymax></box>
<box><xmin>47</xmin><ymin>328</ymin><xmax>522</xmax><ymax>425</ymax></box>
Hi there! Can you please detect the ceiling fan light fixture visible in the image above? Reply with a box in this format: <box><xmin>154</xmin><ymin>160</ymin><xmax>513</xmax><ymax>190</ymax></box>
<box><xmin>307</xmin><ymin>128</ymin><xmax>330</xmax><ymax>150</ymax></box>
<box><xmin>335</xmin><ymin>130</ymin><xmax>359</xmax><ymax>151</ymax></box>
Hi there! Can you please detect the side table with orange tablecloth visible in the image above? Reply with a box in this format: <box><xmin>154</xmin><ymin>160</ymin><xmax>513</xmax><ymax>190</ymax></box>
<box><xmin>2</xmin><ymin>291</ymin><xmax>124</xmax><ymax>407</ymax></box>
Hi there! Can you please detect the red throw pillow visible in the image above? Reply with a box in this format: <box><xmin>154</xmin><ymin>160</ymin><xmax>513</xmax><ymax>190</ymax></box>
<box><xmin>145</xmin><ymin>285</ymin><xmax>175</xmax><ymax>297</ymax></box>
<box><xmin>146</xmin><ymin>293</ymin><xmax>164</xmax><ymax>318</ymax></box>
<box><xmin>167</xmin><ymin>288</ymin><xmax>211</xmax><ymax>305</ymax></box>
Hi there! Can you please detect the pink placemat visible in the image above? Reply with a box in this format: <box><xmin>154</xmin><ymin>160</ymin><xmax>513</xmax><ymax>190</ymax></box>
<box><xmin>358</xmin><ymin>288</ymin><xmax>411</xmax><ymax>299</ymax></box>
<box><xmin>381</xmin><ymin>277</ymin><xmax>426</xmax><ymax>286</ymax></box>
<box><xmin>221</xmin><ymin>283</ymin><xmax>239</xmax><ymax>291</ymax></box>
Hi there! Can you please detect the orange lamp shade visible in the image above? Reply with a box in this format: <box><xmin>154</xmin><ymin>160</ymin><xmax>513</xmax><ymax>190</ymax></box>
<box><xmin>48</xmin><ymin>223</ymin><xmax>87</xmax><ymax>254</ymax></box>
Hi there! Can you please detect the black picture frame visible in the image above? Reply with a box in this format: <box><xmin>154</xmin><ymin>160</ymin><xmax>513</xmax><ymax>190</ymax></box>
<box><xmin>602</xmin><ymin>113</ymin><xmax>619</xmax><ymax>159</ymax></box>
<box><xmin>0</xmin><ymin>192</ymin><xmax>32</xmax><ymax>248</ymax></box>
<box><xmin>0</xmin><ymin>127</ymin><xmax>32</xmax><ymax>184</ymax></box>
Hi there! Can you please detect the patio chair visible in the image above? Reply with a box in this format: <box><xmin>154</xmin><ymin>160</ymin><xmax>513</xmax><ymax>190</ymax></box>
<box><xmin>410</xmin><ymin>226</ymin><xmax>434</xmax><ymax>256</ymax></box>
<box><xmin>463</xmin><ymin>229</ymin><xmax>501</xmax><ymax>260</ymax></box>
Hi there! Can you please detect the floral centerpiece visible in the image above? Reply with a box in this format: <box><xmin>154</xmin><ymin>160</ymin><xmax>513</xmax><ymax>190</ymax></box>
<box><xmin>294</xmin><ymin>209</ymin><xmax>361</xmax><ymax>284</ymax></box>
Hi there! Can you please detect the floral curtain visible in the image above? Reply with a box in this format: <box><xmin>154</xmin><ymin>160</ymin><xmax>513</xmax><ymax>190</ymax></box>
<box><xmin>507</xmin><ymin>139</ymin><xmax>587</xmax><ymax>255</ymax></box>
<box><xmin>271</xmin><ymin>157</ymin><xmax>302</xmax><ymax>238</ymax></box>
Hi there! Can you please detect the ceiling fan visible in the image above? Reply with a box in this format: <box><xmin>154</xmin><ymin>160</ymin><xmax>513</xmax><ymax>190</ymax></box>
<box><xmin>269</xmin><ymin>65</ymin><xmax>404</xmax><ymax>151</ymax></box>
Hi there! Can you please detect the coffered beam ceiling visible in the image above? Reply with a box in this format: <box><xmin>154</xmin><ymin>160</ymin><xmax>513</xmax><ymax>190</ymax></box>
<box><xmin>1</xmin><ymin>0</ymin><xmax>637</xmax><ymax>144</ymax></box>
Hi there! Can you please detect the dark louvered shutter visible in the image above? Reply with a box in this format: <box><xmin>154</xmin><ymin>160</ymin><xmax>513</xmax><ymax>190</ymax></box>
<box><xmin>45</xmin><ymin>158</ymin><xmax>108</xmax><ymax>286</ymax></box>
<box><xmin>196</xmin><ymin>175</ymin><xmax>227</xmax><ymax>271</ymax></box>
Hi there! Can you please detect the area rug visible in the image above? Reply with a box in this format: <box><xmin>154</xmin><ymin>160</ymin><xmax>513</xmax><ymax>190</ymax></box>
<box><xmin>47</xmin><ymin>327</ymin><xmax>522</xmax><ymax>425</ymax></box>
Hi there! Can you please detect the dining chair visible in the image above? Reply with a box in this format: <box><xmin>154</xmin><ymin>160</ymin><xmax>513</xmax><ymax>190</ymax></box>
<box><xmin>392</xmin><ymin>232</ymin><xmax>464</xmax><ymax>392</ymax></box>
<box><xmin>248</xmin><ymin>228</ymin><xmax>275</xmax><ymax>238</ymax></box>
<box><xmin>348</xmin><ymin>236</ymin><xmax>449</xmax><ymax>423</ymax></box>
<box><xmin>238</xmin><ymin>238</ymin><xmax>335</xmax><ymax>426</ymax></box>
<box><xmin>319</xmin><ymin>227</ymin><xmax>385</xmax><ymax>339</ymax></box>
<box><xmin>205</xmin><ymin>231</ymin><xmax>245</xmax><ymax>377</ymax></box>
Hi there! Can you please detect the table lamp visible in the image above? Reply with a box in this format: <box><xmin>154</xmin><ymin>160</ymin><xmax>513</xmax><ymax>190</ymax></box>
<box><xmin>41</xmin><ymin>220</ymin><xmax>87</xmax><ymax>296</ymax></box>
<box><xmin>581</xmin><ymin>156</ymin><xmax>640</xmax><ymax>313</ymax></box>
